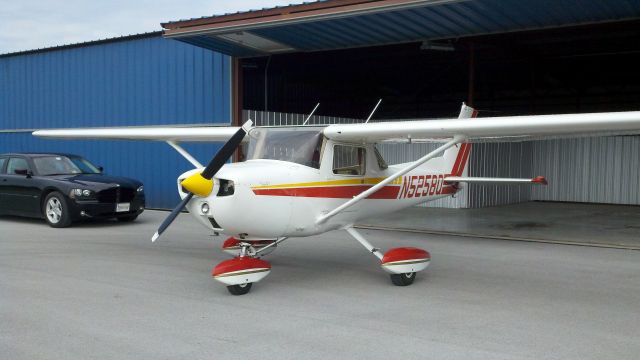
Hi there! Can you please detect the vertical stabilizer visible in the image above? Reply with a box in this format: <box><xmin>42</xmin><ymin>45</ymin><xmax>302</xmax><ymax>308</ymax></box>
<box><xmin>443</xmin><ymin>103</ymin><xmax>477</xmax><ymax>176</ymax></box>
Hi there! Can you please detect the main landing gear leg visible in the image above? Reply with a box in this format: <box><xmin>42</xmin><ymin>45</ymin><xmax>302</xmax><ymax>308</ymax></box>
<box><xmin>345</xmin><ymin>227</ymin><xmax>431</xmax><ymax>287</ymax></box>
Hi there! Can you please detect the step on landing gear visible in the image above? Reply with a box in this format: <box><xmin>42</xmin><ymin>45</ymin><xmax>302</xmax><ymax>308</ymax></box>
<box><xmin>345</xmin><ymin>228</ymin><xmax>431</xmax><ymax>286</ymax></box>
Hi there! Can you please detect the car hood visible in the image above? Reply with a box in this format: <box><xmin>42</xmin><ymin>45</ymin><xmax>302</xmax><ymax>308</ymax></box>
<box><xmin>46</xmin><ymin>174</ymin><xmax>142</xmax><ymax>189</ymax></box>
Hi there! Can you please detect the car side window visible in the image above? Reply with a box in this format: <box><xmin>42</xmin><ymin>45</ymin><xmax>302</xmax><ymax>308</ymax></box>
<box><xmin>7</xmin><ymin>158</ymin><xmax>30</xmax><ymax>175</ymax></box>
<box><xmin>0</xmin><ymin>158</ymin><xmax>6</xmax><ymax>174</ymax></box>
<box><xmin>333</xmin><ymin>145</ymin><xmax>366</xmax><ymax>176</ymax></box>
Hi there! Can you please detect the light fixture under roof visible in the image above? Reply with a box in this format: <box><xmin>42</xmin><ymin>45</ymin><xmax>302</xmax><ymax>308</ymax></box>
<box><xmin>215</xmin><ymin>32</ymin><xmax>295</xmax><ymax>53</ymax></box>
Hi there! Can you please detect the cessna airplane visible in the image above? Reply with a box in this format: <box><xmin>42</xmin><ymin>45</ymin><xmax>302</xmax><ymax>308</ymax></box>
<box><xmin>34</xmin><ymin>104</ymin><xmax>640</xmax><ymax>295</ymax></box>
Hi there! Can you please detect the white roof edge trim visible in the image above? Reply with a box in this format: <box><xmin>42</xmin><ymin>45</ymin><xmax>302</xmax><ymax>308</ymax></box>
<box><xmin>164</xmin><ymin>0</ymin><xmax>459</xmax><ymax>38</ymax></box>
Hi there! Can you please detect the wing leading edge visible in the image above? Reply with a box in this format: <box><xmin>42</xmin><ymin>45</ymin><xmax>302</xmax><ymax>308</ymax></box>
<box><xmin>33</xmin><ymin>126</ymin><xmax>243</xmax><ymax>143</ymax></box>
<box><xmin>323</xmin><ymin>110</ymin><xmax>640</xmax><ymax>143</ymax></box>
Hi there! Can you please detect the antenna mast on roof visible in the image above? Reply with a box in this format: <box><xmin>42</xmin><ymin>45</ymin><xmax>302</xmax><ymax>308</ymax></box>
<box><xmin>365</xmin><ymin>98</ymin><xmax>382</xmax><ymax>123</ymax></box>
<box><xmin>302</xmin><ymin>102</ymin><xmax>320</xmax><ymax>125</ymax></box>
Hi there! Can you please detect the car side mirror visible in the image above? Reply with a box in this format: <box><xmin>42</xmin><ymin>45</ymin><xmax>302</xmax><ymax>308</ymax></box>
<box><xmin>14</xmin><ymin>168</ymin><xmax>32</xmax><ymax>177</ymax></box>
<box><xmin>98</xmin><ymin>166</ymin><xmax>104</xmax><ymax>173</ymax></box>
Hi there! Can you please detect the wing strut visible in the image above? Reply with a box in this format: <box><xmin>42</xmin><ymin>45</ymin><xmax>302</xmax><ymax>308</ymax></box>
<box><xmin>166</xmin><ymin>141</ymin><xmax>203</xmax><ymax>168</ymax></box>
<box><xmin>316</xmin><ymin>135</ymin><xmax>466</xmax><ymax>224</ymax></box>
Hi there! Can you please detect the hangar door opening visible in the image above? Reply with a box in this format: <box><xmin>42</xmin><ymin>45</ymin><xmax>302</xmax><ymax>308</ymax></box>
<box><xmin>240</xmin><ymin>20</ymin><xmax>640</xmax><ymax>208</ymax></box>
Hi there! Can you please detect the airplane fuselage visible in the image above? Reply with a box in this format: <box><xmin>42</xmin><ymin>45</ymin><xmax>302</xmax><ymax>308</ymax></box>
<box><xmin>182</xmin><ymin>140</ymin><xmax>463</xmax><ymax>240</ymax></box>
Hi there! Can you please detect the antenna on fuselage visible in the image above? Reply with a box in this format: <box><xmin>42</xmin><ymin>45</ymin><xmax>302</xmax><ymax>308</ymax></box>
<box><xmin>302</xmin><ymin>102</ymin><xmax>320</xmax><ymax>126</ymax></box>
<box><xmin>365</xmin><ymin>98</ymin><xmax>382</xmax><ymax>123</ymax></box>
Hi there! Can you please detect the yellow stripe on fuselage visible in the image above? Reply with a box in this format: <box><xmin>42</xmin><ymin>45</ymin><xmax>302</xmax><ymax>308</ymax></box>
<box><xmin>252</xmin><ymin>177</ymin><xmax>403</xmax><ymax>189</ymax></box>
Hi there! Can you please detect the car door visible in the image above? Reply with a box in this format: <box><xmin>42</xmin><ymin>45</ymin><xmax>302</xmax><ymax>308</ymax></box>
<box><xmin>0</xmin><ymin>157</ymin><xmax>8</xmax><ymax>212</ymax></box>
<box><xmin>4</xmin><ymin>157</ymin><xmax>40</xmax><ymax>216</ymax></box>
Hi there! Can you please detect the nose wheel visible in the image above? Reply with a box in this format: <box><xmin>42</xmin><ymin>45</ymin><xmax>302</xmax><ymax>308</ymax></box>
<box><xmin>227</xmin><ymin>282</ymin><xmax>253</xmax><ymax>295</ymax></box>
<box><xmin>390</xmin><ymin>272</ymin><xmax>416</xmax><ymax>286</ymax></box>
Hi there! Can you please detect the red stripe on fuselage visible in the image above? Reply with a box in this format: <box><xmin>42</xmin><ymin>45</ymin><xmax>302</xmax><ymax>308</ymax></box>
<box><xmin>253</xmin><ymin>185</ymin><xmax>401</xmax><ymax>199</ymax></box>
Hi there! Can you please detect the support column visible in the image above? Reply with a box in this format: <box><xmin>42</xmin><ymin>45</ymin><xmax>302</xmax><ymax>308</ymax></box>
<box><xmin>232</xmin><ymin>57</ymin><xmax>245</xmax><ymax>162</ymax></box>
<box><xmin>467</xmin><ymin>42</ymin><xmax>475</xmax><ymax>107</ymax></box>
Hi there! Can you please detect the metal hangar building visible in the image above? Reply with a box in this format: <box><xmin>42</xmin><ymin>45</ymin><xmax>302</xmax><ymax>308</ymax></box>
<box><xmin>2</xmin><ymin>0</ymin><xmax>640</xmax><ymax>209</ymax></box>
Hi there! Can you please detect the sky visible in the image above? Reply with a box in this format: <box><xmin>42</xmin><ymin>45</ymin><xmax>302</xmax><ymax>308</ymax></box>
<box><xmin>0</xmin><ymin>0</ymin><xmax>304</xmax><ymax>54</ymax></box>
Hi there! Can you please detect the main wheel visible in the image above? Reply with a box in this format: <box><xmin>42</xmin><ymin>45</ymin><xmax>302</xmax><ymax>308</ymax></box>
<box><xmin>390</xmin><ymin>272</ymin><xmax>416</xmax><ymax>286</ymax></box>
<box><xmin>227</xmin><ymin>282</ymin><xmax>252</xmax><ymax>295</ymax></box>
<box><xmin>43</xmin><ymin>192</ymin><xmax>72</xmax><ymax>228</ymax></box>
<box><xmin>117</xmin><ymin>215</ymin><xmax>138</xmax><ymax>222</ymax></box>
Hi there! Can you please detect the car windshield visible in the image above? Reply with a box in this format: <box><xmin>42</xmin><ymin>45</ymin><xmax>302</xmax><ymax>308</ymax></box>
<box><xmin>246</xmin><ymin>127</ymin><xmax>324</xmax><ymax>169</ymax></box>
<box><xmin>33</xmin><ymin>156</ymin><xmax>101</xmax><ymax>175</ymax></box>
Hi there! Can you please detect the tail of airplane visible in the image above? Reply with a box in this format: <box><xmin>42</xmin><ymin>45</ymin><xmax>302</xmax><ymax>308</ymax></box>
<box><xmin>443</xmin><ymin>103</ymin><xmax>477</xmax><ymax>176</ymax></box>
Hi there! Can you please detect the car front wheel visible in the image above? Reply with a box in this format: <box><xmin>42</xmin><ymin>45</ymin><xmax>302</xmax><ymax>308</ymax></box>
<box><xmin>43</xmin><ymin>192</ymin><xmax>72</xmax><ymax>228</ymax></box>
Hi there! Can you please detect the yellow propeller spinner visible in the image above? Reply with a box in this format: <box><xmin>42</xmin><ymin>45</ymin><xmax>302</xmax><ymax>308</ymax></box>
<box><xmin>181</xmin><ymin>172</ymin><xmax>214</xmax><ymax>197</ymax></box>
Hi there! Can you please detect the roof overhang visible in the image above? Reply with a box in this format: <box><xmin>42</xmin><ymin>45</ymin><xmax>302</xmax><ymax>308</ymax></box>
<box><xmin>162</xmin><ymin>0</ymin><xmax>640</xmax><ymax>57</ymax></box>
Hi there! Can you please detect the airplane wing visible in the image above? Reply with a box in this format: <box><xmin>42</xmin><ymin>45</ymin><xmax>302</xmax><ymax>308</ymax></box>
<box><xmin>33</xmin><ymin>126</ymin><xmax>242</xmax><ymax>142</ymax></box>
<box><xmin>323</xmin><ymin>111</ymin><xmax>640</xmax><ymax>142</ymax></box>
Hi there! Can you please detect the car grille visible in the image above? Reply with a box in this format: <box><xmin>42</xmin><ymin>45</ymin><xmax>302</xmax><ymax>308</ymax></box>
<box><xmin>97</xmin><ymin>187</ymin><xmax>136</xmax><ymax>203</ymax></box>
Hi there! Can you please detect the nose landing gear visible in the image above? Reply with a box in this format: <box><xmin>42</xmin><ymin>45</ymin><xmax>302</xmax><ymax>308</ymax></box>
<box><xmin>212</xmin><ymin>237</ymin><xmax>287</xmax><ymax>295</ymax></box>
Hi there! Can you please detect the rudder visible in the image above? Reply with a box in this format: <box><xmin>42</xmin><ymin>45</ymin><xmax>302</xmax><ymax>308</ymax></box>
<box><xmin>443</xmin><ymin>103</ymin><xmax>477</xmax><ymax>176</ymax></box>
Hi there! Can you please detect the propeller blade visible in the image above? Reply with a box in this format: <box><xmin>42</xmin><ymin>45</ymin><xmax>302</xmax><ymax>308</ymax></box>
<box><xmin>152</xmin><ymin>120</ymin><xmax>253</xmax><ymax>242</ymax></box>
<box><xmin>201</xmin><ymin>120</ymin><xmax>252</xmax><ymax>179</ymax></box>
<box><xmin>152</xmin><ymin>193</ymin><xmax>194</xmax><ymax>242</ymax></box>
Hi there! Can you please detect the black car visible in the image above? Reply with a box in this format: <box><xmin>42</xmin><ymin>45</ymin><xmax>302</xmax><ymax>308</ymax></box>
<box><xmin>0</xmin><ymin>153</ymin><xmax>145</xmax><ymax>227</ymax></box>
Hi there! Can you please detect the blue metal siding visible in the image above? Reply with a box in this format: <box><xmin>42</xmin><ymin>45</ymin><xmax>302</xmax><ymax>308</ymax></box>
<box><xmin>0</xmin><ymin>35</ymin><xmax>231</xmax><ymax>209</ymax></box>
<box><xmin>0</xmin><ymin>35</ymin><xmax>231</xmax><ymax>129</ymax></box>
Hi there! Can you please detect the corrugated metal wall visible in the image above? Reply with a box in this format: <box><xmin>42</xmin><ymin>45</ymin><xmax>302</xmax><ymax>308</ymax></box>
<box><xmin>530</xmin><ymin>136</ymin><xmax>640</xmax><ymax>205</ymax></box>
<box><xmin>467</xmin><ymin>142</ymin><xmax>533</xmax><ymax>208</ymax></box>
<box><xmin>242</xmin><ymin>109</ymin><xmax>360</xmax><ymax>126</ymax></box>
<box><xmin>0</xmin><ymin>35</ymin><xmax>231</xmax><ymax>208</ymax></box>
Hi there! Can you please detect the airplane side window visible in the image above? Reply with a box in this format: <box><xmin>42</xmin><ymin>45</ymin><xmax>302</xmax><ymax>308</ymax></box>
<box><xmin>333</xmin><ymin>145</ymin><xmax>365</xmax><ymax>176</ymax></box>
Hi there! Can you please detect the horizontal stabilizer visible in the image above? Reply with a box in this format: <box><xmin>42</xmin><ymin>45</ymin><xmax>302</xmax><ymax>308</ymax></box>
<box><xmin>445</xmin><ymin>176</ymin><xmax>548</xmax><ymax>185</ymax></box>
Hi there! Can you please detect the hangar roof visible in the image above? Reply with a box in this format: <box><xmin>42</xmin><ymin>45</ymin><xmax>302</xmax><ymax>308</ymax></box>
<box><xmin>162</xmin><ymin>0</ymin><xmax>640</xmax><ymax>57</ymax></box>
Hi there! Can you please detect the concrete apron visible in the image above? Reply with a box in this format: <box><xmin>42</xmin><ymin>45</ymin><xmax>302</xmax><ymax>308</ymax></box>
<box><xmin>356</xmin><ymin>201</ymin><xmax>640</xmax><ymax>250</ymax></box>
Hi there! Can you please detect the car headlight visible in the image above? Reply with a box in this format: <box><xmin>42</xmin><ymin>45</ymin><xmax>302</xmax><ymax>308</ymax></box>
<box><xmin>70</xmin><ymin>188</ymin><xmax>94</xmax><ymax>199</ymax></box>
<box><xmin>137</xmin><ymin>186</ymin><xmax>144</xmax><ymax>193</ymax></box>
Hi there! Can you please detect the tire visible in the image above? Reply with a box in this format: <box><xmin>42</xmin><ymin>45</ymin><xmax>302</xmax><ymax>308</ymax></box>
<box><xmin>227</xmin><ymin>283</ymin><xmax>252</xmax><ymax>295</ymax></box>
<box><xmin>390</xmin><ymin>272</ymin><xmax>416</xmax><ymax>286</ymax></box>
<box><xmin>117</xmin><ymin>215</ymin><xmax>138</xmax><ymax>222</ymax></box>
<box><xmin>43</xmin><ymin>191</ymin><xmax>72</xmax><ymax>228</ymax></box>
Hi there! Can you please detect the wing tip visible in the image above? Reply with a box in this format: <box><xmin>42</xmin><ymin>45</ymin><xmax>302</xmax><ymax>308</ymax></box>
<box><xmin>532</xmin><ymin>176</ymin><xmax>548</xmax><ymax>185</ymax></box>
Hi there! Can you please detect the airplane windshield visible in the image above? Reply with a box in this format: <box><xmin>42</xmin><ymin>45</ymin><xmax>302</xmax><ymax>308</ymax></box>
<box><xmin>246</xmin><ymin>127</ymin><xmax>324</xmax><ymax>169</ymax></box>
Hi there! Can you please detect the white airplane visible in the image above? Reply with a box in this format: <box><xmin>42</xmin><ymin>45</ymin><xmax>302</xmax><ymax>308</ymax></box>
<box><xmin>34</xmin><ymin>104</ymin><xmax>640</xmax><ymax>295</ymax></box>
